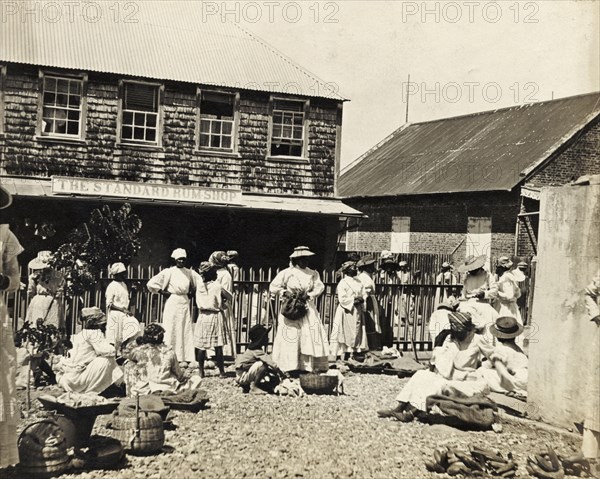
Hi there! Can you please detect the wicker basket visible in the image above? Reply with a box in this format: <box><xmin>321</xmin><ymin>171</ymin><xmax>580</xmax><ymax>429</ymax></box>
<box><xmin>300</xmin><ymin>374</ymin><xmax>338</xmax><ymax>395</ymax></box>
<box><xmin>109</xmin><ymin>410</ymin><xmax>164</xmax><ymax>455</ymax></box>
<box><xmin>18</xmin><ymin>420</ymin><xmax>70</xmax><ymax>478</ymax></box>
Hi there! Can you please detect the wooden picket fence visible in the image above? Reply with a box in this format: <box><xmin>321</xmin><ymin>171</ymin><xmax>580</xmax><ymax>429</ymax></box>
<box><xmin>5</xmin><ymin>254</ymin><xmax>534</xmax><ymax>352</ymax></box>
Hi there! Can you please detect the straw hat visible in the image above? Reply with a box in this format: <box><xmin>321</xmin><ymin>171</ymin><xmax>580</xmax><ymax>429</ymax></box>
<box><xmin>171</xmin><ymin>248</ymin><xmax>187</xmax><ymax>259</ymax></box>
<box><xmin>517</xmin><ymin>261</ymin><xmax>528</xmax><ymax>269</ymax></box>
<box><xmin>441</xmin><ymin>261</ymin><xmax>452</xmax><ymax>269</ymax></box>
<box><xmin>0</xmin><ymin>184</ymin><xmax>12</xmax><ymax>209</ymax></box>
<box><xmin>357</xmin><ymin>255</ymin><xmax>376</xmax><ymax>268</ymax></box>
<box><xmin>457</xmin><ymin>255</ymin><xmax>487</xmax><ymax>273</ymax></box>
<box><xmin>289</xmin><ymin>246</ymin><xmax>315</xmax><ymax>259</ymax></box>
<box><xmin>28</xmin><ymin>251</ymin><xmax>52</xmax><ymax>270</ymax></box>
<box><xmin>497</xmin><ymin>256</ymin><xmax>513</xmax><ymax>269</ymax></box>
<box><xmin>489</xmin><ymin>316</ymin><xmax>524</xmax><ymax>339</ymax></box>
<box><xmin>341</xmin><ymin>261</ymin><xmax>357</xmax><ymax>274</ymax></box>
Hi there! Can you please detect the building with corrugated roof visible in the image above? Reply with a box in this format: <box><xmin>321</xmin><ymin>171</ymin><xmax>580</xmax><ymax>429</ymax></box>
<box><xmin>338</xmin><ymin>92</ymin><xmax>600</xmax><ymax>263</ymax></box>
<box><xmin>0</xmin><ymin>1</ymin><xmax>361</xmax><ymax>268</ymax></box>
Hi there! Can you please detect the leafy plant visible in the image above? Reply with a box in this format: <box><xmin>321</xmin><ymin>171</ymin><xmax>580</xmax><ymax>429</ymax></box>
<box><xmin>48</xmin><ymin>203</ymin><xmax>142</xmax><ymax>296</ymax></box>
<box><xmin>15</xmin><ymin>320</ymin><xmax>70</xmax><ymax>357</ymax></box>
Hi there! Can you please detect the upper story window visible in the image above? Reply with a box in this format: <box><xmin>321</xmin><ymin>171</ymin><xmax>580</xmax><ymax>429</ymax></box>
<box><xmin>198</xmin><ymin>91</ymin><xmax>237</xmax><ymax>151</ymax></box>
<box><xmin>121</xmin><ymin>82</ymin><xmax>161</xmax><ymax>145</ymax></box>
<box><xmin>41</xmin><ymin>74</ymin><xmax>84</xmax><ymax>137</ymax></box>
<box><xmin>270</xmin><ymin>98</ymin><xmax>307</xmax><ymax>158</ymax></box>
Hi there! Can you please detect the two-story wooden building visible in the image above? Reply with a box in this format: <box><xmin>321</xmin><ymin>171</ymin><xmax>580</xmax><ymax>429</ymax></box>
<box><xmin>0</xmin><ymin>4</ymin><xmax>361</xmax><ymax>268</ymax></box>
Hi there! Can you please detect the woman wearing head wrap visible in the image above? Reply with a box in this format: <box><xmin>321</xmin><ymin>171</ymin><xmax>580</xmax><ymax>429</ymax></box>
<box><xmin>269</xmin><ymin>246</ymin><xmax>329</xmax><ymax>373</ymax></box>
<box><xmin>330</xmin><ymin>261</ymin><xmax>368</xmax><ymax>360</ymax></box>
<box><xmin>194</xmin><ymin>262</ymin><xmax>232</xmax><ymax>377</ymax></box>
<box><xmin>377</xmin><ymin>312</ymin><xmax>494</xmax><ymax>422</ymax></box>
<box><xmin>146</xmin><ymin>249</ymin><xmax>197</xmax><ymax>365</ymax></box>
<box><xmin>209</xmin><ymin>251</ymin><xmax>236</xmax><ymax>358</ymax></box>
<box><xmin>0</xmin><ymin>185</ymin><xmax>24</xmax><ymax>468</ymax></box>
<box><xmin>54</xmin><ymin>307</ymin><xmax>123</xmax><ymax>395</ymax></box>
<box><xmin>105</xmin><ymin>262</ymin><xmax>139</xmax><ymax>352</ymax></box>
<box><xmin>434</xmin><ymin>261</ymin><xmax>458</xmax><ymax>308</ymax></box>
<box><xmin>122</xmin><ymin>323</ymin><xmax>201</xmax><ymax>396</ymax></box>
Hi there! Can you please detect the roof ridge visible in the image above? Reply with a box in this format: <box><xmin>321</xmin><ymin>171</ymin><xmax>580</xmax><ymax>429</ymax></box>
<box><xmin>408</xmin><ymin>90</ymin><xmax>600</xmax><ymax>127</ymax></box>
<box><xmin>227</xmin><ymin>20</ymin><xmax>346</xmax><ymax>101</ymax></box>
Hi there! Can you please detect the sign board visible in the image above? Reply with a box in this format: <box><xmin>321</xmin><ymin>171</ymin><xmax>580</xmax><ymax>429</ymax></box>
<box><xmin>51</xmin><ymin>176</ymin><xmax>243</xmax><ymax>205</ymax></box>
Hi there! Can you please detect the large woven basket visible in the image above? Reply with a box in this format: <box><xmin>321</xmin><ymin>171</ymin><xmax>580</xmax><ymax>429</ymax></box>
<box><xmin>109</xmin><ymin>410</ymin><xmax>164</xmax><ymax>455</ymax></box>
<box><xmin>300</xmin><ymin>374</ymin><xmax>338</xmax><ymax>395</ymax></box>
<box><xmin>18</xmin><ymin>420</ymin><xmax>70</xmax><ymax>478</ymax></box>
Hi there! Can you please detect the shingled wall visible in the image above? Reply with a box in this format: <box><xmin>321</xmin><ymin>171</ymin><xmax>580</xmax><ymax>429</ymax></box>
<box><xmin>0</xmin><ymin>63</ymin><xmax>339</xmax><ymax>197</ymax></box>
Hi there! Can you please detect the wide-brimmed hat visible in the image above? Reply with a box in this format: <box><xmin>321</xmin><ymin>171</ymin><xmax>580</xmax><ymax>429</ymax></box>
<box><xmin>289</xmin><ymin>246</ymin><xmax>315</xmax><ymax>259</ymax></box>
<box><xmin>357</xmin><ymin>255</ymin><xmax>376</xmax><ymax>269</ymax></box>
<box><xmin>441</xmin><ymin>262</ymin><xmax>452</xmax><ymax>269</ymax></box>
<box><xmin>209</xmin><ymin>251</ymin><xmax>230</xmax><ymax>267</ymax></box>
<box><xmin>199</xmin><ymin>261</ymin><xmax>215</xmax><ymax>274</ymax></box>
<box><xmin>341</xmin><ymin>261</ymin><xmax>357</xmax><ymax>274</ymax></box>
<box><xmin>109</xmin><ymin>262</ymin><xmax>126</xmax><ymax>276</ymax></box>
<box><xmin>457</xmin><ymin>255</ymin><xmax>487</xmax><ymax>273</ymax></box>
<box><xmin>448</xmin><ymin>311</ymin><xmax>474</xmax><ymax>333</ymax></box>
<box><xmin>171</xmin><ymin>248</ymin><xmax>187</xmax><ymax>260</ymax></box>
<box><xmin>497</xmin><ymin>256</ymin><xmax>513</xmax><ymax>269</ymax></box>
<box><xmin>227</xmin><ymin>250</ymin><xmax>239</xmax><ymax>260</ymax></box>
<box><xmin>0</xmin><ymin>184</ymin><xmax>13</xmax><ymax>209</ymax></box>
<box><xmin>248</xmin><ymin>324</ymin><xmax>272</xmax><ymax>349</ymax></box>
<box><xmin>517</xmin><ymin>261</ymin><xmax>528</xmax><ymax>269</ymax></box>
<box><xmin>490</xmin><ymin>316</ymin><xmax>524</xmax><ymax>339</ymax></box>
<box><xmin>80</xmin><ymin>307</ymin><xmax>106</xmax><ymax>327</ymax></box>
<box><xmin>398</xmin><ymin>260</ymin><xmax>408</xmax><ymax>268</ymax></box>
<box><xmin>28</xmin><ymin>251</ymin><xmax>53</xmax><ymax>270</ymax></box>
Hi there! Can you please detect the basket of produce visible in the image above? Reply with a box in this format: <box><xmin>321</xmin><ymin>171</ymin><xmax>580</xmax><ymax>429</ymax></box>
<box><xmin>18</xmin><ymin>420</ymin><xmax>70</xmax><ymax>478</ymax></box>
<box><xmin>299</xmin><ymin>373</ymin><xmax>338</xmax><ymax>395</ymax></box>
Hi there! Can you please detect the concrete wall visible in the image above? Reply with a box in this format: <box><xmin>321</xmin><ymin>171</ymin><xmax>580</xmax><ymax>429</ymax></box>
<box><xmin>528</xmin><ymin>182</ymin><xmax>600</xmax><ymax>428</ymax></box>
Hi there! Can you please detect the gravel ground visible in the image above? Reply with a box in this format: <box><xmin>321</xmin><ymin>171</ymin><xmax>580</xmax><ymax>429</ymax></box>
<box><xmin>3</xmin><ymin>372</ymin><xmax>586</xmax><ymax>479</ymax></box>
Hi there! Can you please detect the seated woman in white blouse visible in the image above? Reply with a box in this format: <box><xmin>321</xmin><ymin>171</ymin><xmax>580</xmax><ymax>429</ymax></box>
<box><xmin>55</xmin><ymin>307</ymin><xmax>123</xmax><ymax>395</ymax></box>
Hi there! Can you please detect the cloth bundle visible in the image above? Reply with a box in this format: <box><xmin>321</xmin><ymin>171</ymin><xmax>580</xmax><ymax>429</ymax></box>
<box><xmin>118</xmin><ymin>395</ymin><xmax>166</xmax><ymax>416</ymax></box>
<box><xmin>157</xmin><ymin>389</ymin><xmax>208</xmax><ymax>404</ymax></box>
<box><xmin>425</xmin><ymin>394</ymin><xmax>498</xmax><ymax>429</ymax></box>
<box><xmin>274</xmin><ymin>378</ymin><xmax>304</xmax><ymax>397</ymax></box>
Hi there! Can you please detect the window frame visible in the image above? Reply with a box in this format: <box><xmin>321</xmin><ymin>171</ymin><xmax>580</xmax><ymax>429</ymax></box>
<box><xmin>267</xmin><ymin>96</ymin><xmax>309</xmax><ymax>160</ymax></box>
<box><xmin>117</xmin><ymin>79</ymin><xmax>164</xmax><ymax>147</ymax></box>
<box><xmin>37</xmin><ymin>70</ymin><xmax>88</xmax><ymax>140</ymax></box>
<box><xmin>196</xmin><ymin>88</ymin><xmax>240</xmax><ymax>154</ymax></box>
<box><xmin>0</xmin><ymin>65</ymin><xmax>5</xmax><ymax>134</ymax></box>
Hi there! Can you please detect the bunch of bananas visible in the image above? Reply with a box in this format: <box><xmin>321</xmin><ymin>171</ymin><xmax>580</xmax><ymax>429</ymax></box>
<box><xmin>525</xmin><ymin>446</ymin><xmax>591</xmax><ymax>478</ymax></box>
<box><xmin>425</xmin><ymin>446</ymin><xmax>517</xmax><ymax>477</ymax></box>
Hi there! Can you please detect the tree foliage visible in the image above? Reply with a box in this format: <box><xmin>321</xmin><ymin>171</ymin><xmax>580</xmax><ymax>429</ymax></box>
<box><xmin>49</xmin><ymin>203</ymin><xmax>142</xmax><ymax>296</ymax></box>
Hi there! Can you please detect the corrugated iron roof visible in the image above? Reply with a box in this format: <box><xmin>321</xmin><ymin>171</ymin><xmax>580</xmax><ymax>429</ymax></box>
<box><xmin>0</xmin><ymin>1</ymin><xmax>345</xmax><ymax>101</ymax></box>
<box><xmin>339</xmin><ymin>92</ymin><xmax>600</xmax><ymax>197</ymax></box>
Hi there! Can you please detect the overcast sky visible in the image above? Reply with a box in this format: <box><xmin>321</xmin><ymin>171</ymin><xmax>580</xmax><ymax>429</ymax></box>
<box><xmin>215</xmin><ymin>0</ymin><xmax>599</xmax><ymax>169</ymax></box>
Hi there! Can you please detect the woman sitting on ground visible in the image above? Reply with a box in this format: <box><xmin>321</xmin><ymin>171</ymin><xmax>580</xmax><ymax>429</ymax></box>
<box><xmin>478</xmin><ymin>316</ymin><xmax>528</xmax><ymax>398</ymax></box>
<box><xmin>235</xmin><ymin>324</ymin><xmax>287</xmax><ymax>394</ymax></box>
<box><xmin>55</xmin><ymin>307</ymin><xmax>123</xmax><ymax>395</ymax></box>
<box><xmin>377</xmin><ymin>312</ymin><xmax>494</xmax><ymax>422</ymax></box>
<box><xmin>123</xmin><ymin>323</ymin><xmax>201</xmax><ymax>397</ymax></box>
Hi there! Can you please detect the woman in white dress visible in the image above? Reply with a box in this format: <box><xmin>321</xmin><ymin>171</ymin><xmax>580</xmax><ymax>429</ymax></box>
<box><xmin>106</xmin><ymin>262</ymin><xmax>138</xmax><ymax>352</ymax></box>
<box><xmin>55</xmin><ymin>307</ymin><xmax>123</xmax><ymax>395</ymax></box>
<box><xmin>26</xmin><ymin>251</ymin><xmax>63</xmax><ymax>328</ymax></box>
<box><xmin>330</xmin><ymin>261</ymin><xmax>368</xmax><ymax>359</ymax></box>
<box><xmin>147</xmin><ymin>249</ymin><xmax>197</xmax><ymax>365</ymax></box>
<box><xmin>0</xmin><ymin>186</ymin><xmax>24</xmax><ymax>469</ymax></box>
<box><xmin>494</xmin><ymin>256</ymin><xmax>525</xmax><ymax>324</ymax></box>
<box><xmin>270</xmin><ymin>246</ymin><xmax>329</xmax><ymax>373</ymax></box>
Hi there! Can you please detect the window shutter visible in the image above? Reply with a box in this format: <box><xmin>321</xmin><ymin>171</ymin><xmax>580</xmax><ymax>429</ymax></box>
<box><xmin>273</xmin><ymin>99</ymin><xmax>303</xmax><ymax>112</ymax></box>
<box><xmin>124</xmin><ymin>83</ymin><xmax>158</xmax><ymax>111</ymax></box>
